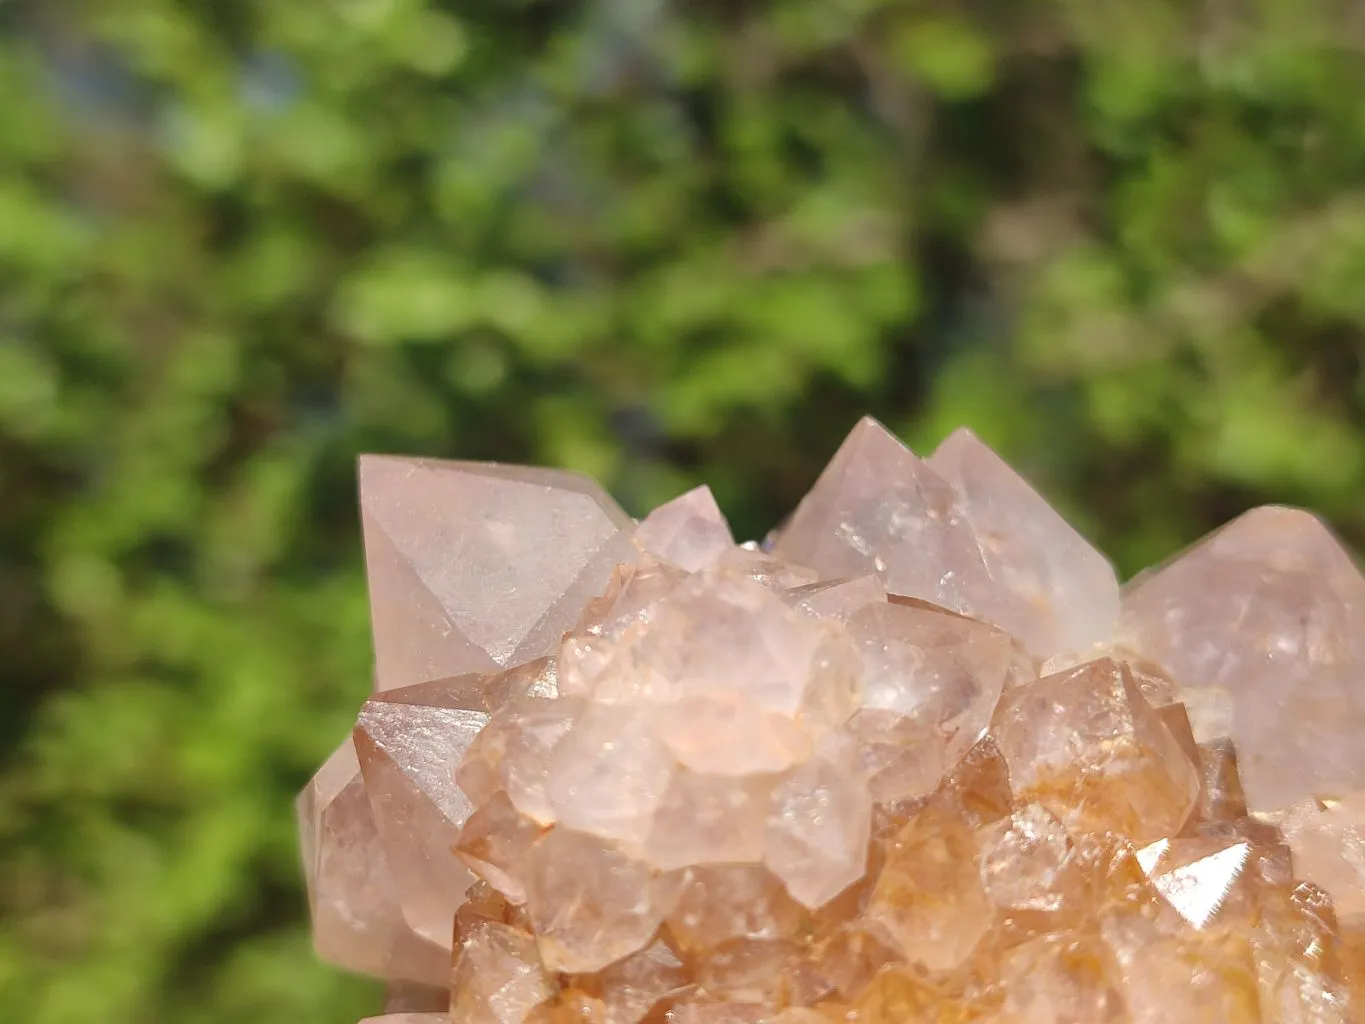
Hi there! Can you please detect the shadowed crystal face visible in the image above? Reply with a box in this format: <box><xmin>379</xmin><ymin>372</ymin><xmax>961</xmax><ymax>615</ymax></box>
<box><xmin>302</xmin><ymin>419</ymin><xmax>1365</xmax><ymax>1024</ymax></box>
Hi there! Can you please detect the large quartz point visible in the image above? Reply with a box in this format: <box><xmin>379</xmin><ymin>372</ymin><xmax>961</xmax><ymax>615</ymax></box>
<box><xmin>770</xmin><ymin>418</ymin><xmax>1117</xmax><ymax>660</ymax></box>
<box><xmin>303</xmin><ymin>425</ymin><xmax>1365</xmax><ymax>1024</ymax></box>
<box><xmin>1119</xmin><ymin>506</ymin><xmax>1365</xmax><ymax>811</ymax></box>
<box><xmin>927</xmin><ymin>428</ymin><xmax>1119</xmax><ymax>657</ymax></box>
<box><xmin>359</xmin><ymin>456</ymin><xmax>633</xmax><ymax>690</ymax></box>
<box><xmin>353</xmin><ymin>680</ymin><xmax>489</xmax><ymax>945</ymax></box>
<box><xmin>296</xmin><ymin>739</ymin><xmax>448</xmax><ymax>985</ymax></box>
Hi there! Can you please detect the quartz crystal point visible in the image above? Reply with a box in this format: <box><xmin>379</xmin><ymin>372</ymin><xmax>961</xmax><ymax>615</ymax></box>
<box><xmin>296</xmin><ymin>740</ymin><xmax>449</xmax><ymax>985</ymax></box>
<box><xmin>844</xmin><ymin>599</ymin><xmax>1012</xmax><ymax>802</ymax></box>
<box><xmin>359</xmin><ymin>456</ymin><xmax>633</xmax><ymax>690</ymax></box>
<box><xmin>522</xmin><ymin>828</ymin><xmax>661</xmax><ymax>972</ymax></box>
<box><xmin>1119</xmin><ymin>505</ymin><xmax>1365</xmax><ymax>812</ymax></box>
<box><xmin>303</xmin><ymin>423</ymin><xmax>1365</xmax><ymax>1024</ymax></box>
<box><xmin>928</xmin><ymin>427</ymin><xmax>1120</xmax><ymax>656</ymax></box>
<box><xmin>764</xmin><ymin>742</ymin><xmax>872</xmax><ymax>908</ymax></box>
<box><xmin>632</xmin><ymin>485</ymin><xmax>734</xmax><ymax>571</ymax></box>
<box><xmin>770</xmin><ymin>418</ymin><xmax>1119</xmax><ymax>660</ymax></box>
<box><xmin>354</xmin><ymin>683</ymin><xmax>488</xmax><ymax>945</ymax></box>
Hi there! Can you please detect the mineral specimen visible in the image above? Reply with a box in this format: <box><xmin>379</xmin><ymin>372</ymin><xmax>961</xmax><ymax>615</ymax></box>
<box><xmin>301</xmin><ymin>417</ymin><xmax>1365</xmax><ymax>1024</ymax></box>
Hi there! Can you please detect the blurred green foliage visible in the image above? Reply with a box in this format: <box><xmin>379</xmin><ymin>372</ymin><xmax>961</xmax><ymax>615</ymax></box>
<box><xmin>5</xmin><ymin>1</ymin><xmax>1365</xmax><ymax>1022</ymax></box>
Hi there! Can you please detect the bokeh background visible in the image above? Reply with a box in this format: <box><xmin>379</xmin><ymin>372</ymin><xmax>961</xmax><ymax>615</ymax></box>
<box><xmin>6</xmin><ymin>1</ymin><xmax>1365</xmax><ymax>1022</ymax></box>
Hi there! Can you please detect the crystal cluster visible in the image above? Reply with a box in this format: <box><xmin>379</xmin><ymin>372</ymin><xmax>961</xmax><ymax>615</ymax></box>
<box><xmin>300</xmin><ymin>418</ymin><xmax>1365</xmax><ymax>1024</ymax></box>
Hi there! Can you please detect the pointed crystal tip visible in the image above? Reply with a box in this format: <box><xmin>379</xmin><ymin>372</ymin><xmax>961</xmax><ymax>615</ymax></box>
<box><xmin>304</xmin><ymin>426</ymin><xmax>1365</xmax><ymax>1024</ymax></box>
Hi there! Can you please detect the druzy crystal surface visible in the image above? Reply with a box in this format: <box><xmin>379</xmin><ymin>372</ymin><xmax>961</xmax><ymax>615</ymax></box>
<box><xmin>300</xmin><ymin>418</ymin><xmax>1365</xmax><ymax>1024</ymax></box>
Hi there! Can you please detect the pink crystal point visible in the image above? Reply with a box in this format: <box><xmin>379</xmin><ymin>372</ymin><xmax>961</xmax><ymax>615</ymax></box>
<box><xmin>450</xmin><ymin>920</ymin><xmax>554</xmax><ymax>1023</ymax></box>
<box><xmin>1119</xmin><ymin>505</ymin><xmax>1365</xmax><ymax>811</ymax></box>
<box><xmin>296</xmin><ymin>739</ymin><xmax>449</xmax><ymax>985</ymax></box>
<box><xmin>633</xmin><ymin>484</ymin><xmax>734</xmax><ymax>571</ymax></box>
<box><xmin>303</xmin><ymin>427</ymin><xmax>1365</xmax><ymax>1024</ymax></box>
<box><xmin>927</xmin><ymin>427</ymin><xmax>1119</xmax><ymax>656</ymax></box>
<box><xmin>763</xmin><ymin>742</ymin><xmax>872</xmax><ymax>908</ymax></box>
<box><xmin>353</xmin><ymin>683</ymin><xmax>489</xmax><ymax>946</ymax></box>
<box><xmin>771</xmin><ymin>418</ymin><xmax>1117</xmax><ymax>660</ymax></box>
<box><xmin>770</xmin><ymin>417</ymin><xmax>991</xmax><ymax>609</ymax></box>
<box><xmin>359</xmin><ymin>456</ymin><xmax>633</xmax><ymax>691</ymax></box>
<box><xmin>522</xmin><ymin>828</ymin><xmax>661</xmax><ymax>972</ymax></box>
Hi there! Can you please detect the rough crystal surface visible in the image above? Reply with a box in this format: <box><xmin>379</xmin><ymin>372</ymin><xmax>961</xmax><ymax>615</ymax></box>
<box><xmin>449</xmin><ymin>921</ymin><xmax>553</xmax><ymax>1024</ymax></box>
<box><xmin>993</xmin><ymin>658</ymin><xmax>1200</xmax><ymax>842</ymax></box>
<box><xmin>303</xmin><ymin>419</ymin><xmax>1365</xmax><ymax>1024</ymax></box>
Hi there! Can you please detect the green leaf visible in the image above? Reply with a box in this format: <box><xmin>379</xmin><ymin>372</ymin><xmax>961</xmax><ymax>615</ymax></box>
<box><xmin>891</xmin><ymin>17</ymin><xmax>994</xmax><ymax>100</ymax></box>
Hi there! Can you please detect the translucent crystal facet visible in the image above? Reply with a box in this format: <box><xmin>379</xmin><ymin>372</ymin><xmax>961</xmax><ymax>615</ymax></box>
<box><xmin>927</xmin><ymin>427</ymin><xmax>1120</xmax><ymax>656</ymax></box>
<box><xmin>1119</xmin><ymin>506</ymin><xmax>1365</xmax><ymax>811</ymax></box>
<box><xmin>644</xmin><ymin>770</ymin><xmax>770</xmax><ymax>871</ymax></box>
<box><xmin>656</xmin><ymin>863</ymin><xmax>805</xmax><ymax>953</ymax></box>
<box><xmin>844</xmin><ymin>599</ymin><xmax>1012</xmax><ymax>801</ymax></box>
<box><xmin>449</xmin><ymin>921</ymin><xmax>553</xmax><ymax>1024</ymax></box>
<box><xmin>992</xmin><ymin>658</ymin><xmax>1200</xmax><ymax>842</ymax></box>
<box><xmin>304</xmin><ymin>421</ymin><xmax>1365</xmax><ymax>1024</ymax></box>
<box><xmin>632</xmin><ymin>485</ymin><xmax>734</xmax><ymax>571</ymax></box>
<box><xmin>353</xmin><ymin>685</ymin><xmax>488</xmax><ymax>945</ymax></box>
<box><xmin>544</xmin><ymin>702</ymin><xmax>675</xmax><ymax>845</ymax></box>
<box><xmin>522</xmin><ymin>828</ymin><xmax>661</xmax><ymax>972</ymax></box>
<box><xmin>784</xmin><ymin>574</ymin><xmax>886</xmax><ymax>622</ymax></box>
<box><xmin>771</xmin><ymin>418</ymin><xmax>1118</xmax><ymax>660</ymax></box>
<box><xmin>1276</xmin><ymin>794</ymin><xmax>1365</xmax><ymax>923</ymax></box>
<box><xmin>868</xmin><ymin>803</ymin><xmax>993</xmax><ymax>971</ymax></box>
<box><xmin>296</xmin><ymin>740</ymin><xmax>448</xmax><ymax>985</ymax></box>
<box><xmin>771</xmin><ymin>418</ymin><xmax>993</xmax><ymax>615</ymax></box>
<box><xmin>763</xmin><ymin>745</ymin><xmax>872</xmax><ymax>908</ymax></box>
<box><xmin>359</xmin><ymin>456</ymin><xmax>633</xmax><ymax>690</ymax></box>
